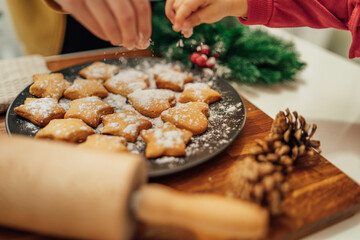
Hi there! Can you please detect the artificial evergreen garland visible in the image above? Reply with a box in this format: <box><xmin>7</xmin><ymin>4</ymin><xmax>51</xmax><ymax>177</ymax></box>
<box><xmin>151</xmin><ymin>2</ymin><xmax>306</xmax><ymax>85</ymax></box>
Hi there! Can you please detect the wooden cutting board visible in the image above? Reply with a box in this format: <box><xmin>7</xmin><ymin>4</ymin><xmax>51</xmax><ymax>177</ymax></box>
<box><xmin>0</xmin><ymin>49</ymin><xmax>359</xmax><ymax>239</ymax></box>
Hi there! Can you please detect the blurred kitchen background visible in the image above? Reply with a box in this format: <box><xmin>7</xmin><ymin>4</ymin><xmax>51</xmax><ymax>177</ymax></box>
<box><xmin>0</xmin><ymin>0</ymin><xmax>358</xmax><ymax>63</ymax></box>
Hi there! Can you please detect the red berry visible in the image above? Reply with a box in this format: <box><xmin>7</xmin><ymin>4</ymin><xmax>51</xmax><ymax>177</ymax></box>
<box><xmin>190</xmin><ymin>52</ymin><xmax>200</xmax><ymax>64</ymax></box>
<box><xmin>213</xmin><ymin>52</ymin><xmax>220</xmax><ymax>59</ymax></box>
<box><xmin>206</xmin><ymin>57</ymin><xmax>216</xmax><ymax>68</ymax></box>
<box><xmin>196</xmin><ymin>56</ymin><xmax>207</xmax><ymax>67</ymax></box>
<box><xmin>200</xmin><ymin>45</ymin><xmax>210</xmax><ymax>55</ymax></box>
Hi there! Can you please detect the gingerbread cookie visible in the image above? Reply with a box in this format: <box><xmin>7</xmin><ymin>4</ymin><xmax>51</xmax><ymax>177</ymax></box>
<box><xmin>79</xmin><ymin>61</ymin><xmax>119</xmax><ymax>81</ymax></box>
<box><xmin>64</xmin><ymin>96</ymin><xmax>114</xmax><ymax>127</ymax></box>
<box><xmin>154</xmin><ymin>68</ymin><xmax>193</xmax><ymax>91</ymax></box>
<box><xmin>30</xmin><ymin>73</ymin><xmax>71</xmax><ymax>100</ymax></box>
<box><xmin>14</xmin><ymin>98</ymin><xmax>66</xmax><ymax>127</ymax></box>
<box><xmin>78</xmin><ymin>134</ymin><xmax>128</xmax><ymax>153</ymax></box>
<box><xmin>140</xmin><ymin>122</ymin><xmax>193</xmax><ymax>158</ymax></box>
<box><xmin>64</xmin><ymin>79</ymin><xmax>109</xmax><ymax>100</ymax></box>
<box><xmin>104</xmin><ymin>69</ymin><xmax>149</xmax><ymax>96</ymax></box>
<box><xmin>161</xmin><ymin>102</ymin><xmax>210</xmax><ymax>135</ymax></box>
<box><xmin>102</xmin><ymin>110</ymin><xmax>152</xmax><ymax>142</ymax></box>
<box><xmin>35</xmin><ymin>118</ymin><xmax>95</xmax><ymax>142</ymax></box>
<box><xmin>127</xmin><ymin>89</ymin><xmax>176</xmax><ymax>118</ymax></box>
<box><xmin>179</xmin><ymin>83</ymin><xmax>222</xmax><ymax>104</ymax></box>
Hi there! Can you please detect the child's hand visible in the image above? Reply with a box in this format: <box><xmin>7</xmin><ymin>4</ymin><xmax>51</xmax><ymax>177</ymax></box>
<box><xmin>55</xmin><ymin>0</ymin><xmax>152</xmax><ymax>49</ymax></box>
<box><xmin>166</xmin><ymin>0</ymin><xmax>248</xmax><ymax>37</ymax></box>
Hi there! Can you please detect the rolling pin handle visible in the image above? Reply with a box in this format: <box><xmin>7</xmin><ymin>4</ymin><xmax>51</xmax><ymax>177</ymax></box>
<box><xmin>132</xmin><ymin>184</ymin><xmax>269</xmax><ymax>239</ymax></box>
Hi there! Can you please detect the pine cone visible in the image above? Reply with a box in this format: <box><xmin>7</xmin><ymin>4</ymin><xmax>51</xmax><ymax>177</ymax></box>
<box><xmin>271</xmin><ymin>109</ymin><xmax>321</xmax><ymax>157</ymax></box>
<box><xmin>228</xmin><ymin>109</ymin><xmax>321</xmax><ymax>215</ymax></box>
<box><xmin>227</xmin><ymin>156</ymin><xmax>290</xmax><ymax>215</ymax></box>
<box><xmin>250</xmin><ymin>109</ymin><xmax>321</xmax><ymax>172</ymax></box>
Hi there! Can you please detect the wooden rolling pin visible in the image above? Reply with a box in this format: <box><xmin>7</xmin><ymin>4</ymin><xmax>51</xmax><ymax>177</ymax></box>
<box><xmin>0</xmin><ymin>135</ymin><xmax>268</xmax><ymax>239</ymax></box>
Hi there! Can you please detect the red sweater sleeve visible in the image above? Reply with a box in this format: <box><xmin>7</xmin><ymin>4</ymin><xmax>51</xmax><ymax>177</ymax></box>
<box><xmin>239</xmin><ymin>0</ymin><xmax>360</xmax><ymax>59</ymax></box>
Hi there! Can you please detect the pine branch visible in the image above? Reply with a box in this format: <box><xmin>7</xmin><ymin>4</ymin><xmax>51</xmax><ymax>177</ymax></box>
<box><xmin>151</xmin><ymin>2</ymin><xmax>306</xmax><ymax>85</ymax></box>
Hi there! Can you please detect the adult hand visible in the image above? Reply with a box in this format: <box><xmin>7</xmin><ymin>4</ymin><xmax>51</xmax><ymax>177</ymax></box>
<box><xmin>165</xmin><ymin>0</ymin><xmax>248</xmax><ymax>37</ymax></box>
<box><xmin>55</xmin><ymin>0</ymin><xmax>151</xmax><ymax>49</ymax></box>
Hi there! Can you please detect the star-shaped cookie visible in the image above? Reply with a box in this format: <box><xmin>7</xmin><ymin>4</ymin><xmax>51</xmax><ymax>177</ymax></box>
<box><xmin>64</xmin><ymin>96</ymin><xmax>114</xmax><ymax>127</ymax></box>
<box><xmin>78</xmin><ymin>134</ymin><xmax>128</xmax><ymax>153</ymax></box>
<box><xmin>127</xmin><ymin>89</ymin><xmax>176</xmax><ymax>118</ymax></box>
<box><xmin>79</xmin><ymin>61</ymin><xmax>119</xmax><ymax>81</ymax></box>
<box><xmin>14</xmin><ymin>98</ymin><xmax>66</xmax><ymax>127</ymax></box>
<box><xmin>140</xmin><ymin>122</ymin><xmax>193</xmax><ymax>158</ymax></box>
<box><xmin>102</xmin><ymin>110</ymin><xmax>152</xmax><ymax>142</ymax></box>
<box><xmin>179</xmin><ymin>83</ymin><xmax>222</xmax><ymax>104</ymax></box>
<box><xmin>154</xmin><ymin>68</ymin><xmax>193</xmax><ymax>91</ymax></box>
<box><xmin>35</xmin><ymin>118</ymin><xmax>95</xmax><ymax>143</ymax></box>
<box><xmin>104</xmin><ymin>69</ymin><xmax>149</xmax><ymax>96</ymax></box>
<box><xmin>64</xmin><ymin>79</ymin><xmax>109</xmax><ymax>100</ymax></box>
<box><xmin>30</xmin><ymin>73</ymin><xmax>71</xmax><ymax>100</ymax></box>
<box><xmin>161</xmin><ymin>102</ymin><xmax>210</xmax><ymax>135</ymax></box>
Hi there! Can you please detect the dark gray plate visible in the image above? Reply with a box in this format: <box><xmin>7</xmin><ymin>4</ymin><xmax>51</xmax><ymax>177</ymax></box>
<box><xmin>6</xmin><ymin>58</ymin><xmax>246</xmax><ymax>177</ymax></box>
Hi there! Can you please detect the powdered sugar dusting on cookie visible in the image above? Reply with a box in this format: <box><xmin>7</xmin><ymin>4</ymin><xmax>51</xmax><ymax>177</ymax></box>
<box><xmin>153</xmin><ymin>129</ymin><xmax>184</xmax><ymax>148</ymax></box>
<box><xmin>128</xmin><ymin>89</ymin><xmax>175</xmax><ymax>110</ymax></box>
<box><xmin>103</xmin><ymin>93</ymin><xmax>127</xmax><ymax>112</ymax></box>
<box><xmin>156</xmin><ymin>69</ymin><xmax>189</xmax><ymax>88</ymax></box>
<box><xmin>24</xmin><ymin>98</ymin><xmax>61</xmax><ymax>118</ymax></box>
<box><xmin>84</xmin><ymin>63</ymin><xmax>118</xmax><ymax>78</ymax></box>
<box><xmin>184</xmin><ymin>83</ymin><xmax>209</xmax><ymax>91</ymax></box>
<box><xmin>58</xmin><ymin>98</ymin><xmax>71</xmax><ymax>111</ymax></box>
<box><xmin>108</xmin><ymin>69</ymin><xmax>148</xmax><ymax>85</ymax></box>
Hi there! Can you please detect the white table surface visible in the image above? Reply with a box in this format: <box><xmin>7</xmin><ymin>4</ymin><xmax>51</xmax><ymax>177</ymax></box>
<box><xmin>230</xmin><ymin>27</ymin><xmax>360</xmax><ymax>240</ymax></box>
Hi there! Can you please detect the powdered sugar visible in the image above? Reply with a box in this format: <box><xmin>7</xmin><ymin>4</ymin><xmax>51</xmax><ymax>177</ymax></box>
<box><xmin>128</xmin><ymin>89</ymin><xmax>175</xmax><ymax>110</ymax></box>
<box><xmin>84</xmin><ymin>62</ymin><xmax>118</xmax><ymax>78</ymax></box>
<box><xmin>23</xmin><ymin>98</ymin><xmax>61</xmax><ymax>118</ymax></box>
<box><xmin>58</xmin><ymin>98</ymin><xmax>71</xmax><ymax>111</ymax></box>
<box><xmin>153</xmin><ymin>129</ymin><xmax>184</xmax><ymax>148</ymax></box>
<box><xmin>156</xmin><ymin>69</ymin><xmax>189</xmax><ymax>88</ymax></box>
<box><xmin>184</xmin><ymin>83</ymin><xmax>209</xmax><ymax>91</ymax></box>
<box><xmin>103</xmin><ymin>93</ymin><xmax>127</xmax><ymax>112</ymax></box>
